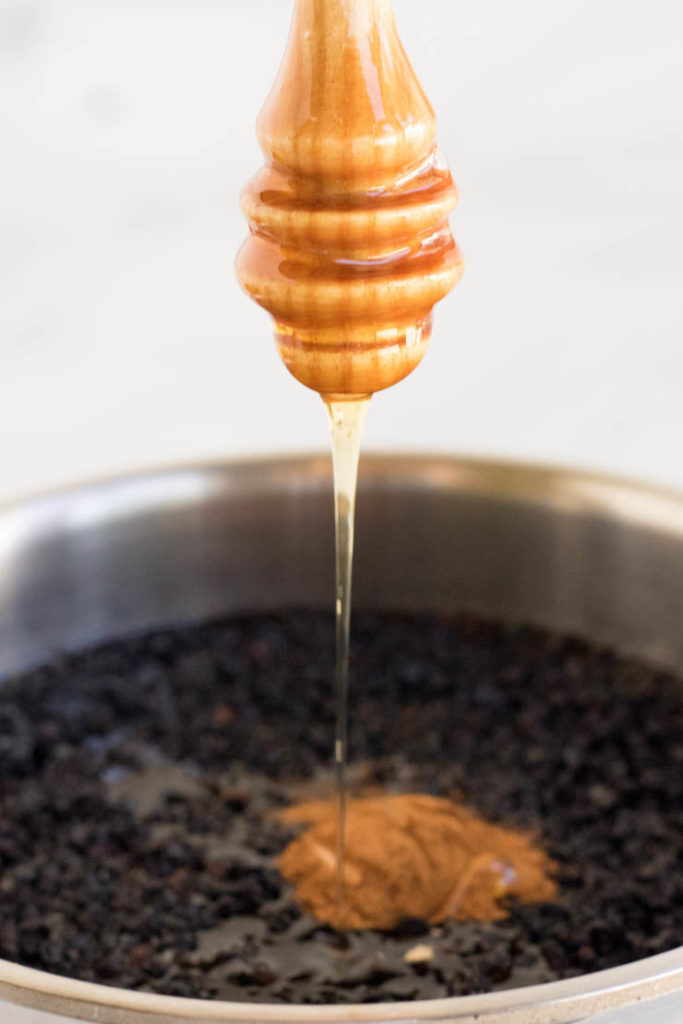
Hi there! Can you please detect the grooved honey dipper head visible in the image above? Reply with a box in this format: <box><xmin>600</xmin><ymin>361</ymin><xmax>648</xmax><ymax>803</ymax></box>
<box><xmin>236</xmin><ymin>0</ymin><xmax>463</xmax><ymax>397</ymax></box>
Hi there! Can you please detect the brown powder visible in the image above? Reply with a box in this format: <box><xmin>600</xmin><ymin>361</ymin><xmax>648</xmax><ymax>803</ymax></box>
<box><xmin>277</xmin><ymin>794</ymin><xmax>557</xmax><ymax>931</ymax></box>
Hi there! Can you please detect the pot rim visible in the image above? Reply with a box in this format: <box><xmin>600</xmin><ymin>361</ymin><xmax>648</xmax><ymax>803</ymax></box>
<box><xmin>1</xmin><ymin>948</ymin><xmax>682</xmax><ymax>1024</ymax></box>
<box><xmin>1</xmin><ymin>453</ymin><xmax>682</xmax><ymax>1024</ymax></box>
<box><xmin>2</xmin><ymin>451</ymin><xmax>683</xmax><ymax>530</ymax></box>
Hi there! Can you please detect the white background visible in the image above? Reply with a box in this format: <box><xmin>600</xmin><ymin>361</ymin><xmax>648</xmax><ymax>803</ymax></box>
<box><xmin>1</xmin><ymin>0</ymin><xmax>682</xmax><ymax>503</ymax></box>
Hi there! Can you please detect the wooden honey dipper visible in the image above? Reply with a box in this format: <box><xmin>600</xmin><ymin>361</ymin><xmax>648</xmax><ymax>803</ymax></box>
<box><xmin>236</xmin><ymin>0</ymin><xmax>463</xmax><ymax>398</ymax></box>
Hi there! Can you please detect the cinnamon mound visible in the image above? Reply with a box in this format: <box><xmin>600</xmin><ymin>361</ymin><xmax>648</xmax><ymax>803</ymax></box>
<box><xmin>278</xmin><ymin>794</ymin><xmax>557</xmax><ymax>931</ymax></box>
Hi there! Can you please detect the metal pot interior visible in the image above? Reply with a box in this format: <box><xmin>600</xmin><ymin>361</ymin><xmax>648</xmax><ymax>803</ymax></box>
<box><xmin>0</xmin><ymin>454</ymin><xmax>682</xmax><ymax>1024</ymax></box>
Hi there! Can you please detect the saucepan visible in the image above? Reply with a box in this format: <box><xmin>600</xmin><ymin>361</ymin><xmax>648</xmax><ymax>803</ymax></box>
<box><xmin>0</xmin><ymin>454</ymin><xmax>682</xmax><ymax>1023</ymax></box>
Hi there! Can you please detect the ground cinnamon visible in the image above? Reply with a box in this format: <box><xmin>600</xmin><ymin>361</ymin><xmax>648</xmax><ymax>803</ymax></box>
<box><xmin>278</xmin><ymin>794</ymin><xmax>557</xmax><ymax>931</ymax></box>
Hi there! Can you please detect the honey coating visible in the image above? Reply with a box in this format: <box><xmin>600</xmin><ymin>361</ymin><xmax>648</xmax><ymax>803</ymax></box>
<box><xmin>236</xmin><ymin>0</ymin><xmax>463</xmax><ymax>396</ymax></box>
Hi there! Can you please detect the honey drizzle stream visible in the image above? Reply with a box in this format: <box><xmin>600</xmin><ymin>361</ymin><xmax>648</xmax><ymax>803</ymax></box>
<box><xmin>324</xmin><ymin>395</ymin><xmax>370</xmax><ymax>923</ymax></box>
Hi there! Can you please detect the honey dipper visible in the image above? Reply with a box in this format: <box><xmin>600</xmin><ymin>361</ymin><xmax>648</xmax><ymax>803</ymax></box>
<box><xmin>236</xmin><ymin>0</ymin><xmax>463</xmax><ymax>398</ymax></box>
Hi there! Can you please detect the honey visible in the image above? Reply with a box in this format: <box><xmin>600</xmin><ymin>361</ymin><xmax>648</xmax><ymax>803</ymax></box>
<box><xmin>237</xmin><ymin>0</ymin><xmax>463</xmax><ymax>928</ymax></box>
<box><xmin>325</xmin><ymin>395</ymin><xmax>369</xmax><ymax>921</ymax></box>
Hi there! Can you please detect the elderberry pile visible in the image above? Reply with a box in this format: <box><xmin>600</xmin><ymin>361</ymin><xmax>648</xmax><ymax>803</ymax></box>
<box><xmin>0</xmin><ymin>612</ymin><xmax>681</xmax><ymax>1003</ymax></box>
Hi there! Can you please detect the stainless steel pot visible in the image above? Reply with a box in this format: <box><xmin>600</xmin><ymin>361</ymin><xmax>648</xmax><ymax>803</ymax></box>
<box><xmin>1</xmin><ymin>455</ymin><xmax>682</xmax><ymax>1024</ymax></box>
